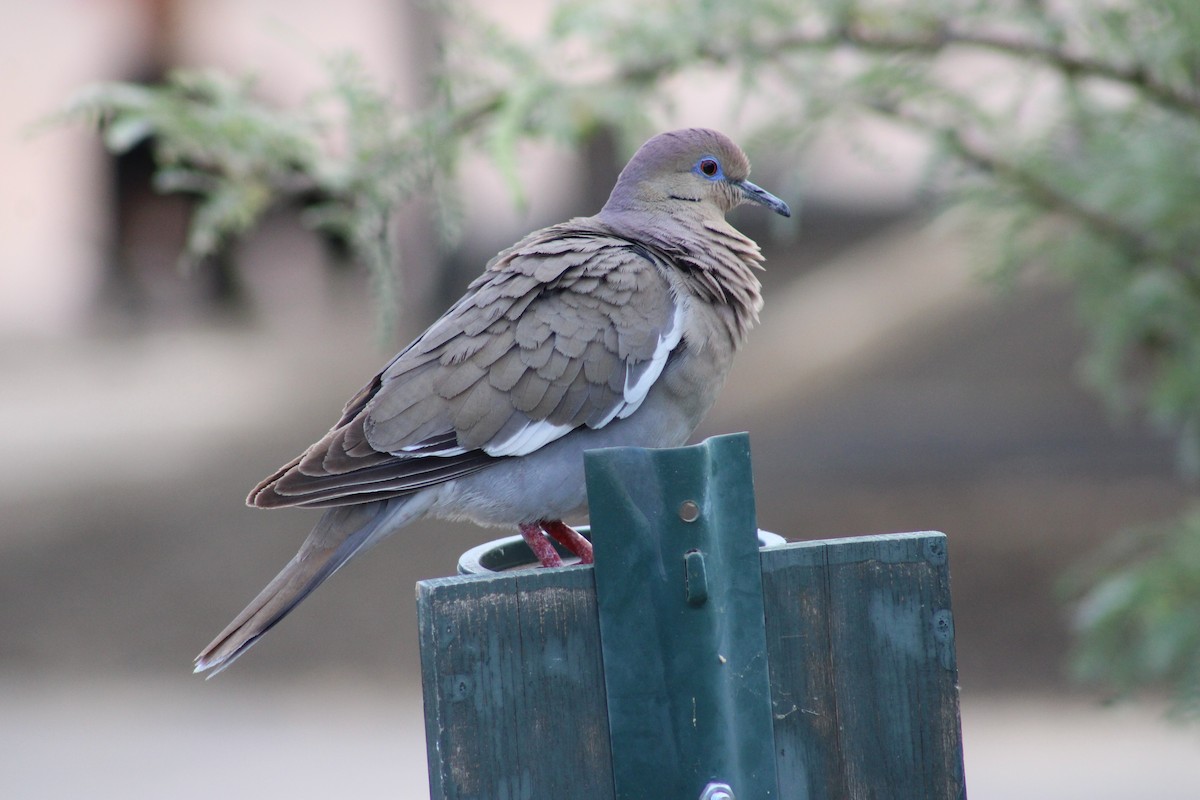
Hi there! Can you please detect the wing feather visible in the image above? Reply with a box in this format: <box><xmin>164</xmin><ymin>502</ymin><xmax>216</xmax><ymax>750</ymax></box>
<box><xmin>247</xmin><ymin>225</ymin><xmax>684</xmax><ymax>509</ymax></box>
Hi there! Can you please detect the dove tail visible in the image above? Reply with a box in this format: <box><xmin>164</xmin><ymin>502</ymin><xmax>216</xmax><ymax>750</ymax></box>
<box><xmin>193</xmin><ymin>500</ymin><xmax>409</xmax><ymax>677</ymax></box>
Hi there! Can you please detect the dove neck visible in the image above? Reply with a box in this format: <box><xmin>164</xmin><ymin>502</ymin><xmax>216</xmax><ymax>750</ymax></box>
<box><xmin>595</xmin><ymin>210</ymin><xmax>764</xmax><ymax>346</ymax></box>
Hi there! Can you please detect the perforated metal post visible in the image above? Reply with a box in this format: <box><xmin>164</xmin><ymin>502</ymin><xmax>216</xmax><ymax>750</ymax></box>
<box><xmin>585</xmin><ymin>432</ymin><xmax>780</xmax><ymax>800</ymax></box>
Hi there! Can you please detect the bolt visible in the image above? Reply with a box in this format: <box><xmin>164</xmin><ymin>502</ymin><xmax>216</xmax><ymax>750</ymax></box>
<box><xmin>700</xmin><ymin>782</ymin><xmax>735</xmax><ymax>800</ymax></box>
<box><xmin>679</xmin><ymin>499</ymin><xmax>700</xmax><ymax>522</ymax></box>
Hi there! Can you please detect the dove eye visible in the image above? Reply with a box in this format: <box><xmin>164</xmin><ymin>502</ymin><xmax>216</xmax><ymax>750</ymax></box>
<box><xmin>698</xmin><ymin>158</ymin><xmax>721</xmax><ymax>178</ymax></box>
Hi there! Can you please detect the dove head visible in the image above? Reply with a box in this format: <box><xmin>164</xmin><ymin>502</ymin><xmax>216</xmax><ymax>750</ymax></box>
<box><xmin>600</xmin><ymin>128</ymin><xmax>791</xmax><ymax>221</ymax></box>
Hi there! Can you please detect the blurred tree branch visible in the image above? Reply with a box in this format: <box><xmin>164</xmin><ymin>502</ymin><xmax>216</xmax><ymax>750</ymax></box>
<box><xmin>834</xmin><ymin>24</ymin><xmax>1200</xmax><ymax>117</ymax></box>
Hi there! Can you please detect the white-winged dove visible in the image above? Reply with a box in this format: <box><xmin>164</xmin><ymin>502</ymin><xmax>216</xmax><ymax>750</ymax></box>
<box><xmin>195</xmin><ymin>128</ymin><xmax>790</xmax><ymax>674</ymax></box>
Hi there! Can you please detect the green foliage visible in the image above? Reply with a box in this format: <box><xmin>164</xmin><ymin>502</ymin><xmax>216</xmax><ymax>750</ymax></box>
<box><xmin>60</xmin><ymin>58</ymin><xmax>429</xmax><ymax>331</ymax></box>
<box><xmin>1067</xmin><ymin>509</ymin><xmax>1200</xmax><ymax>717</ymax></box>
<box><xmin>64</xmin><ymin>70</ymin><xmax>320</xmax><ymax>269</ymax></box>
<box><xmin>61</xmin><ymin>0</ymin><xmax>1200</xmax><ymax>711</ymax></box>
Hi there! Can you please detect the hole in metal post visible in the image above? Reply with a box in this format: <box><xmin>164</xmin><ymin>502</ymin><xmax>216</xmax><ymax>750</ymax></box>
<box><xmin>683</xmin><ymin>549</ymin><xmax>708</xmax><ymax>606</ymax></box>
<box><xmin>679</xmin><ymin>500</ymin><xmax>700</xmax><ymax>522</ymax></box>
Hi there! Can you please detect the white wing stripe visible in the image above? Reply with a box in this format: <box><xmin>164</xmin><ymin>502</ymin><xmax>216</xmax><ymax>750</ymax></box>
<box><xmin>396</xmin><ymin>442</ymin><xmax>467</xmax><ymax>457</ymax></box>
<box><xmin>483</xmin><ymin>419</ymin><xmax>574</xmax><ymax>457</ymax></box>
<box><xmin>617</xmin><ymin>299</ymin><xmax>684</xmax><ymax>419</ymax></box>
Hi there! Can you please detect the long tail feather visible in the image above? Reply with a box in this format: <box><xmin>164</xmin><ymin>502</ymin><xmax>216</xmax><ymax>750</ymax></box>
<box><xmin>194</xmin><ymin>500</ymin><xmax>399</xmax><ymax>676</ymax></box>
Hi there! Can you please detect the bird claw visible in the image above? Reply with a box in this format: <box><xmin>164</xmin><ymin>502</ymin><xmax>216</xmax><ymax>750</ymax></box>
<box><xmin>519</xmin><ymin>521</ymin><xmax>564</xmax><ymax>568</ymax></box>
<box><xmin>543</xmin><ymin>520</ymin><xmax>594</xmax><ymax>565</ymax></box>
<box><xmin>518</xmin><ymin>520</ymin><xmax>593</xmax><ymax>567</ymax></box>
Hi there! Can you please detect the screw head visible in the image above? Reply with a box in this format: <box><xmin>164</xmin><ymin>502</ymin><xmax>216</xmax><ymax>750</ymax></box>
<box><xmin>679</xmin><ymin>499</ymin><xmax>700</xmax><ymax>523</ymax></box>
<box><xmin>700</xmin><ymin>782</ymin><xmax>735</xmax><ymax>800</ymax></box>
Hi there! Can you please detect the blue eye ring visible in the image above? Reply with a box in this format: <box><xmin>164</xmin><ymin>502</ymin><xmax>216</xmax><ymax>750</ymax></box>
<box><xmin>695</xmin><ymin>156</ymin><xmax>723</xmax><ymax>180</ymax></box>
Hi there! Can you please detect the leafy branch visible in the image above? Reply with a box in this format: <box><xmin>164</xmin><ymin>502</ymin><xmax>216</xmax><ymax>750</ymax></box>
<box><xmin>832</xmin><ymin>24</ymin><xmax>1200</xmax><ymax>118</ymax></box>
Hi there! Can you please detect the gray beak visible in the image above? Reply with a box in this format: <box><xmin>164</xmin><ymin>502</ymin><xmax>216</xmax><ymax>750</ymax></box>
<box><xmin>736</xmin><ymin>180</ymin><xmax>791</xmax><ymax>218</ymax></box>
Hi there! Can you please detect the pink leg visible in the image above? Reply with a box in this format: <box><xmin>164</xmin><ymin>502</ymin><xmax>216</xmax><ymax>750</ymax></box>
<box><xmin>543</xmin><ymin>520</ymin><xmax>594</xmax><ymax>565</ymax></box>
<box><xmin>519</xmin><ymin>521</ymin><xmax>563</xmax><ymax>568</ymax></box>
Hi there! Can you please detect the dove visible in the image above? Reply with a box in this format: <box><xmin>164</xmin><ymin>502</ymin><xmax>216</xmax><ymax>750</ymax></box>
<box><xmin>195</xmin><ymin>127</ymin><xmax>790</xmax><ymax>675</ymax></box>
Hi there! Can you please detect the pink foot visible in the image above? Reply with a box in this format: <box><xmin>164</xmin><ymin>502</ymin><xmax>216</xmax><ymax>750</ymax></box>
<box><xmin>542</xmin><ymin>520</ymin><xmax>594</xmax><ymax>565</ymax></box>
<box><xmin>519</xmin><ymin>521</ymin><xmax>563</xmax><ymax>568</ymax></box>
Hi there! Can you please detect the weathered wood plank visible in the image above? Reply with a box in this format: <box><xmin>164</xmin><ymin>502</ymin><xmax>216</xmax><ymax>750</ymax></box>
<box><xmin>418</xmin><ymin>532</ymin><xmax>965</xmax><ymax>800</ymax></box>
<box><xmin>418</xmin><ymin>566</ymin><xmax>613</xmax><ymax>800</ymax></box>
<box><xmin>761</xmin><ymin>539</ymin><xmax>841</xmax><ymax>800</ymax></box>
<box><xmin>761</xmin><ymin>532</ymin><xmax>965</xmax><ymax>800</ymax></box>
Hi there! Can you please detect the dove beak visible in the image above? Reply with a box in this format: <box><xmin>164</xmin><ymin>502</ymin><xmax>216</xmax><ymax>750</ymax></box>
<box><xmin>736</xmin><ymin>180</ymin><xmax>791</xmax><ymax>218</ymax></box>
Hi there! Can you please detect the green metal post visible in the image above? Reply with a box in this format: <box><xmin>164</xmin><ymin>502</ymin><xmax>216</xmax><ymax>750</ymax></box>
<box><xmin>586</xmin><ymin>432</ymin><xmax>780</xmax><ymax>800</ymax></box>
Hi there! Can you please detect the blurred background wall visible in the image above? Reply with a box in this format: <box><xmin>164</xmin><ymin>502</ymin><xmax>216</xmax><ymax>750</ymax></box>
<box><xmin>2</xmin><ymin>1</ymin><xmax>1197</xmax><ymax>798</ymax></box>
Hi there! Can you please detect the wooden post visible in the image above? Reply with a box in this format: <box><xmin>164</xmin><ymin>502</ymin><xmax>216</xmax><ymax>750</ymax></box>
<box><xmin>416</xmin><ymin>436</ymin><xmax>966</xmax><ymax>799</ymax></box>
